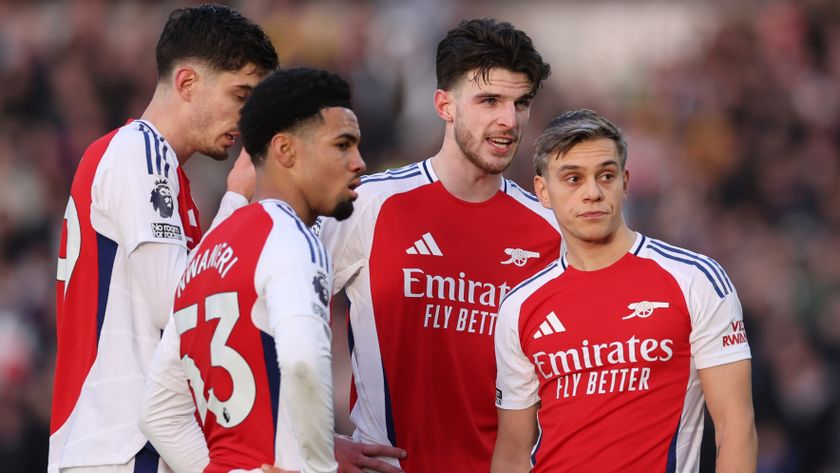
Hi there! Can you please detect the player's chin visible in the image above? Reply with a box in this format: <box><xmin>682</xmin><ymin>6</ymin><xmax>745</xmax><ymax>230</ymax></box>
<box><xmin>330</xmin><ymin>199</ymin><xmax>355</xmax><ymax>221</ymax></box>
<box><xmin>575</xmin><ymin>226</ymin><xmax>613</xmax><ymax>244</ymax></box>
<box><xmin>204</xmin><ymin>146</ymin><xmax>232</xmax><ymax>161</ymax></box>
<box><xmin>482</xmin><ymin>155</ymin><xmax>514</xmax><ymax>175</ymax></box>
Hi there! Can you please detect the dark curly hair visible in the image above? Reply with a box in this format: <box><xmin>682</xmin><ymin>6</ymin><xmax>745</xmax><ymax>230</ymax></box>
<box><xmin>239</xmin><ymin>67</ymin><xmax>352</xmax><ymax>165</ymax></box>
<box><xmin>156</xmin><ymin>4</ymin><xmax>278</xmax><ymax>79</ymax></box>
<box><xmin>436</xmin><ymin>18</ymin><xmax>550</xmax><ymax>96</ymax></box>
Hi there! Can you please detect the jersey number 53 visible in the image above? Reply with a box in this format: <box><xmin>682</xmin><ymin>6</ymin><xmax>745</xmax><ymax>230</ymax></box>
<box><xmin>174</xmin><ymin>292</ymin><xmax>256</xmax><ymax>428</ymax></box>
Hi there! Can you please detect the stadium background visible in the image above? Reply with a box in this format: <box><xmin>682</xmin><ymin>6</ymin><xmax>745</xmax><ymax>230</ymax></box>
<box><xmin>0</xmin><ymin>0</ymin><xmax>838</xmax><ymax>471</ymax></box>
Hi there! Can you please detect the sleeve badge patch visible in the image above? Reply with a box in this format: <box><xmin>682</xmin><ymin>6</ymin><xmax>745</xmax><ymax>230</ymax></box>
<box><xmin>150</xmin><ymin>178</ymin><xmax>174</xmax><ymax>218</ymax></box>
<box><xmin>151</xmin><ymin>222</ymin><xmax>183</xmax><ymax>240</ymax></box>
<box><xmin>312</xmin><ymin>271</ymin><xmax>330</xmax><ymax>307</ymax></box>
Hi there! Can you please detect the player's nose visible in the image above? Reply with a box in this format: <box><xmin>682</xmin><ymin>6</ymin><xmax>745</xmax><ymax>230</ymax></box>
<box><xmin>581</xmin><ymin>178</ymin><xmax>603</xmax><ymax>201</ymax></box>
<box><xmin>350</xmin><ymin>149</ymin><xmax>366</xmax><ymax>175</ymax></box>
<box><xmin>496</xmin><ymin>102</ymin><xmax>517</xmax><ymax>129</ymax></box>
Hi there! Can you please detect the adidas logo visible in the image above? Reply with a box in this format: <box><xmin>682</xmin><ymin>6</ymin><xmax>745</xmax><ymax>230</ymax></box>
<box><xmin>406</xmin><ymin>232</ymin><xmax>443</xmax><ymax>256</ymax></box>
<box><xmin>533</xmin><ymin>311</ymin><xmax>566</xmax><ymax>339</ymax></box>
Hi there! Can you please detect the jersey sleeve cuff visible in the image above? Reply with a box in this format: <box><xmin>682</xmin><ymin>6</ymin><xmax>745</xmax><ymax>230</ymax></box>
<box><xmin>126</xmin><ymin>231</ymin><xmax>189</xmax><ymax>256</ymax></box>
<box><xmin>694</xmin><ymin>349</ymin><xmax>751</xmax><ymax>370</ymax></box>
<box><xmin>221</xmin><ymin>190</ymin><xmax>249</xmax><ymax>208</ymax></box>
<box><xmin>495</xmin><ymin>395</ymin><xmax>539</xmax><ymax>410</ymax></box>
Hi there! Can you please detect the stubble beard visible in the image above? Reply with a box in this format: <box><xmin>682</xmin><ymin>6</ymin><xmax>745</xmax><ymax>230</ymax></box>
<box><xmin>331</xmin><ymin>199</ymin><xmax>355</xmax><ymax>221</ymax></box>
<box><xmin>199</xmin><ymin>143</ymin><xmax>229</xmax><ymax>161</ymax></box>
<box><xmin>191</xmin><ymin>107</ymin><xmax>231</xmax><ymax>161</ymax></box>
<box><xmin>454</xmin><ymin>120</ymin><xmax>517</xmax><ymax>175</ymax></box>
<box><xmin>199</xmin><ymin>128</ymin><xmax>231</xmax><ymax>161</ymax></box>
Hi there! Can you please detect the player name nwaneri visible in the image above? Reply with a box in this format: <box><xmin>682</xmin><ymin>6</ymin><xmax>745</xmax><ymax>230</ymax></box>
<box><xmin>176</xmin><ymin>242</ymin><xmax>239</xmax><ymax>297</ymax></box>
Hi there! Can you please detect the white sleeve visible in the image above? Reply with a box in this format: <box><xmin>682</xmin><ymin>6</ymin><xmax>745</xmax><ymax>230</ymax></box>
<box><xmin>271</xmin><ymin>315</ymin><xmax>336</xmax><ymax>473</ymax></box>
<box><xmin>141</xmin><ymin>319</ymin><xmax>210</xmax><ymax>473</ymax></box>
<box><xmin>92</xmin><ymin>137</ymin><xmax>188</xmax><ymax>254</ymax></box>
<box><xmin>690</xmin><ymin>288</ymin><xmax>751</xmax><ymax>370</ymax></box>
<box><xmin>316</xmin><ymin>211</ymin><xmax>368</xmax><ymax>294</ymax></box>
<box><xmin>129</xmin><ymin>242</ymin><xmax>188</xmax><ymax>330</ymax></box>
<box><xmin>208</xmin><ymin>191</ymin><xmax>249</xmax><ymax>232</ymax></box>
<box><xmin>495</xmin><ymin>298</ymin><xmax>539</xmax><ymax>410</ymax></box>
<box><xmin>263</xmin><ymin>260</ymin><xmax>337</xmax><ymax>473</ymax></box>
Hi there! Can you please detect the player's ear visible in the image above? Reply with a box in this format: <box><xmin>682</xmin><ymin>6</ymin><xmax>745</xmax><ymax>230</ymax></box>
<box><xmin>534</xmin><ymin>175</ymin><xmax>552</xmax><ymax>209</ymax></box>
<box><xmin>173</xmin><ymin>65</ymin><xmax>198</xmax><ymax>102</ymax></box>
<box><xmin>622</xmin><ymin>167</ymin><xmax>630</xmax><ymax>198</ymax></box>
<box><xmin>270</xmin><ymin>133</ymin><xmax>296</xmax><ymax>168</ymax></box>
<box><xmin>433</xmin><ymin>89</ymin><xmax>455</xmax><ymax>123</ymax></box>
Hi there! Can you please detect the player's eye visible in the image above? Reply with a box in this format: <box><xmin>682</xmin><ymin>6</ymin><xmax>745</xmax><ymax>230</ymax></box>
<box><xmin>337</xmin><ymin>141</ymin><xmax>350</xmax><ymax>151</ymax></box>
<box><xmin>481</xmin><ymin>97</ymin><xmax>497</xmax><ymax>105</ymax></box>
<box><xmin>515</xmin><ymin>98</ymin><xmax>532</xmax><ymax>110</ymax></box>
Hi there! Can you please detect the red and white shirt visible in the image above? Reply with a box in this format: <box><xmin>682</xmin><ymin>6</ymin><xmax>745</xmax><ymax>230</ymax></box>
<box><xmin>495</xmin><ymin>233</ymin><xmax>751</xmax><ymax>473</ymax></box>
<box><xmin>317</xmin><ymin>159</ymin><xmax>562</xmax><ymax>472</ymax></box>
<box><xmin>144</xmin><ymin>200</ymin><xmax>337</xmax><ymax>473</ymax></box>
<box><xmin>51</xmin><ymin>120</ymin><xmax>202</xmax><ymax>471</ymax></box>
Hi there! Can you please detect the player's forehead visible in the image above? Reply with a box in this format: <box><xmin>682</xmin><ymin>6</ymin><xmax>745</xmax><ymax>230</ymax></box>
<box><xmin>319</xmin><ymin>107</ymin><xmax>360</xmax><ymax>139</ymax></box>
<box><xmin>552</xmin><ymin>138</ymin><xmax>619</xmax><ymax>169</ymax></box>
<box><xmin>456</xmin><ymin>68</ymin><xmax>532</xmax><ymax>98</ymax></box>
<box><xmin>205</xmin><ymin>61</ymin><xmax>265</xmax><ymax>88</ymax></box>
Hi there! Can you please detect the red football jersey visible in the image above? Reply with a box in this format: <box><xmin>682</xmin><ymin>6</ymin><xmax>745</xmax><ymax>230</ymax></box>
<box><xmin>318</xmin><ymin>159</ymin><xmax>562</xmax><ymax>472</ymax></box>
<box><xmin>495</xmin><ymin>234</ymin><xmax>751</xmax><ymax>472</ymax></box>
<box><xmin>161</xmin><ymin>200</ymin><xmax>334</xmax><ymax>472</ymax></box>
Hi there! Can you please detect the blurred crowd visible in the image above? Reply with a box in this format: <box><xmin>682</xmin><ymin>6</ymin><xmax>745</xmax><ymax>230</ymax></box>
<box><xmin>0</xmin><ymin>0</ymin><xmax>837</xmax><ymax>471</ymax></box>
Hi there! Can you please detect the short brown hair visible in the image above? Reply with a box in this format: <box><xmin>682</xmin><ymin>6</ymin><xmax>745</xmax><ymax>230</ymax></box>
<box><xmin>534</xmin><ymin>109</ymin><xmax>628</xmax><ymax>176</ymax></box>
<box><xmin>436</xmin><ymin>18</ymin><xmax>550</xmax><ymax>96</ymax></box>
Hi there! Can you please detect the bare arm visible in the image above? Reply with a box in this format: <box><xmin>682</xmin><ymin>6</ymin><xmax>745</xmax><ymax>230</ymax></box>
<box><xmin>490</xmin><ymin>405</ymin><xmax>539</xmax><ymax>473</ymax></box>
<box><xmin>698</xmin><ymin>359</ymin><xmax>757</xmax><ymax>473</ymax></box>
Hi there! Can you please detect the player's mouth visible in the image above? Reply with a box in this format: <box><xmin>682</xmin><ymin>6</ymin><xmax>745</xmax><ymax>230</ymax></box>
<box><xmin>348</xmin><ymin>178</ymin><xmax>362</xmax><ymax>200</ymax></box>
<box><xmin>223</xmin><ymin>132</ymin><xmax>239</xmax><ymax>146</ymax></box>
<box><xmin>579</xmin><ymin>210</ymin><xmax>608</xmax><ymax>219</ymax></box>
<box><xmin>486</xmin><ymin>134</ymin><xmax>516</xmax><ymax>153</ymax></box>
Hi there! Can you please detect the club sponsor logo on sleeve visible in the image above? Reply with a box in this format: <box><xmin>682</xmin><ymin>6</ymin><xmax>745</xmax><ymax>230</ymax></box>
<box><xmin>151</xmin><ymin>222</ymin><xmax>183</xmax><ymax>241</ymax></box>
<box><xmin>722</xmin><ymin>320</ymin><xmax>748</xmax><ymax>347</ymax></box>
<box><xmin>495</xmin><ymin>388</ymin><xmax>503</xmax><ymax>405</ymax></box>
<box><xmin>310</xmin><ymin>217</ymin><xmax>324</xmax><ymax>236</ymax></box>
<box><xmin>312</xmin><ymin>302</ymin><xmax>328</xmax><ymax>323</ymax></box>
<box><xmin>150</xmin><ymin>178</ymin><xmax>175</xmax><ymax>218</ymax></box>
<box><xmin>312</xmin><ymin>271</ymin><xmax>330</xmax><ymax>307</ymax></box>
